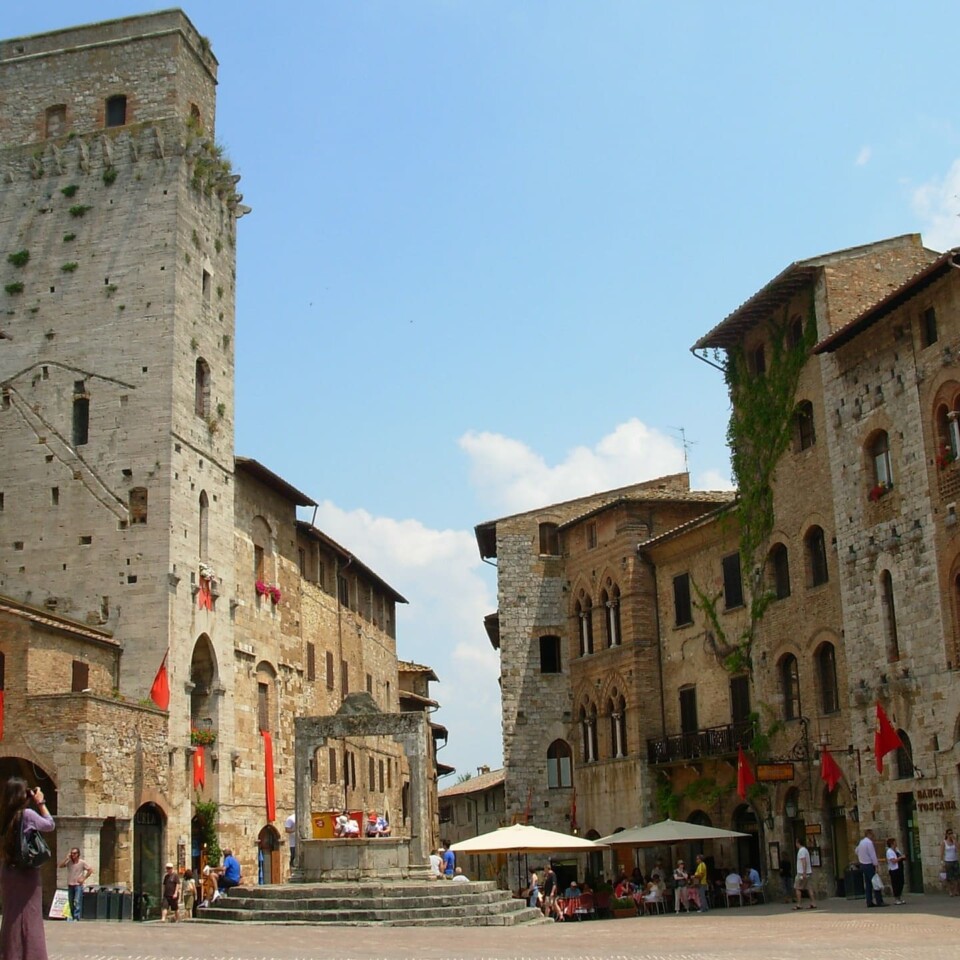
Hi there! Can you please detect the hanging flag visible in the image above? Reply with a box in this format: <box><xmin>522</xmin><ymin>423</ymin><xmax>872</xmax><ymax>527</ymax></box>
<box><xmin>149</xmin><ymin>653</ymin><xmax>170</xmax><ymax>711</ymax></box>
<box><xmin>737</xmin><ymin>745</ymin><xmax>755</xmax><ymax>800</ymax></box>
<box><xmin>262</xmin><ymin>730</ymin><xmax>276</xmax><ymax>822</ymax></box>
<box><xmin>875</xmin><ymin>702</ymin><xmax>903</xmax><ymax>773</ymax></box>
<box><xmin>197</xmin><ymin>579</ymin><xmax>213</xmax><ymax>611</ymax></box>
<box><xmin>193</xmin><ymin>745</ymin><xmax>205</xmax><ymax>789</ymax></box>
<box><xmin>820</xmin><ymin>745</ymin><xmax>843</xmax><ymax>792</ymax></box>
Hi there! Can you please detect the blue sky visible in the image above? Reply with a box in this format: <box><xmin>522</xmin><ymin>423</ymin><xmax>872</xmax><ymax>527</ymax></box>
<box><xmin>8</xmin><ymin>2</ymin><xmax>960</xmax><ymax>780</ymax></box>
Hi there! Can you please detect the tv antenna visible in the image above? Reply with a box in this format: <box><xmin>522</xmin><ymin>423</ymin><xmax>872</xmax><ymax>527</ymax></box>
<box><xmin>668</xmin><ymin>426</ymin><xmax>697</xmax><ymax>474</ymax></box>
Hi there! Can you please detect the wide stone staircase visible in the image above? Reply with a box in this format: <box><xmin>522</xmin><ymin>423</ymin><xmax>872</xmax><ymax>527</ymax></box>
<box><xmin>198</xmin><ymin>880</ymin><xmax>548</xmax><ymax>926</ymax></box>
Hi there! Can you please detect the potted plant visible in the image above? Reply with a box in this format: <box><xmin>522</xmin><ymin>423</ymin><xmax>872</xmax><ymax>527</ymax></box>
<box><xmin>609</xmin><ymin>895</ymin><xmax>637</xmax><ymax>918</ymax></box>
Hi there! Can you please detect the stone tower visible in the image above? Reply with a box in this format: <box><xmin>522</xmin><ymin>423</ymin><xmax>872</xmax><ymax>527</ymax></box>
<box><xmin>0</xmin><ymin>9</ymin><xmax>241</xmax><ymax>785</ymax></box>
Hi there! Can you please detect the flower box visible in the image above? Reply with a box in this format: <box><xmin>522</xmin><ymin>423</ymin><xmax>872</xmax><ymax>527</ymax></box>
<box><xmin>190</xmin><ymin>728</ymin><xmax>217</xmax><ymax>747</ymax></box>
<box><xmin>868</xmin><ymin>481</ymin><xmax>893</xmax><ymax>502</ymax></box>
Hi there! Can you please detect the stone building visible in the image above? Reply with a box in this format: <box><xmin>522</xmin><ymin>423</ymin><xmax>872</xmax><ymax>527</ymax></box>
<box><xmin>0</xmin><ymin>10</ymin><xmax>441</xmax><ymax>911</ymax></box>
<box><xmin>438</xmin><ymin>766</ymin><xmax>506</xmax><ymax>879</ymax></box>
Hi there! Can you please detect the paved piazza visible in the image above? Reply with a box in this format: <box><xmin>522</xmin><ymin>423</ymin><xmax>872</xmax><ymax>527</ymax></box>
<box><xmin>42</xmin><ymin>897</ymin><xmax>960</xmax><ymax>960</ymax></box>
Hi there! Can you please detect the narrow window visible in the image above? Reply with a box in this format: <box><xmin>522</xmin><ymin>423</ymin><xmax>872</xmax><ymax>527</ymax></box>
<box><xmin>198</xmin><ymin>491</ymin><xmax>209</xmax><ymax>559</ymax></box>
<box><xmin>673</xmin><ymin>573</ymin><xmax>693</xmax><ymax>626</ymax></box>
<box><xmin>586</xmin><ymin>522</ymin><xmax>598</xmax><ymax>549</ymax></box>
<box><xmin>338</xmin><ymin>575</ymin><xmax>349</xmax><ymax>607</ymax></box>
<box><xmin>129</xmin><ymin>487</ymin><xmax>148</xmax><ymax>524</ymax></box>
<box><xmin>254</xmin><ymin>545</ymin><xmax>264</xmax><ymax>582</ymax></box>
<box><xmin>722</xmin><ymin>552</ymin><xmax>744</xmax><ymax>609</ymax></box>
<box><xmin>71</xmin><ymin>660</ymin><xmax>89</xmax><ymax>692</ymax></box>
<box><xmin>753</xmin><ymin>344</ymin><xmax>766</xmax><ymax>375</ymax></box>
<box><xmin>539</xmin><ymin>635</ymin><xmax>561</xmax><ymax>673</ymax></box>
<box><xmin>788</xmin><ymin>315</ymin><xmax>805</xmax><ymax>349</ymax></box>
<box><xmin>881</xmin><ymin>570</ymin><xmax>900</xmax><ymax>662</ymax></box>
<box><xmin>869</xmin><ymin>430</ymin><xmax>893</xmax><ymax>490</ymax></box>
<box><xmin>51</xmin><ymin>487</ymin><xmax>59</xmax><ymax>506</ymax></box>
<box><xmin>730</xmin><ymin>674</ymin><xmax>751</xmax><ymax>727</ymax></box>
<box><xmin>546</xmin><ymin>739</ymin><xmax>572</xmax><ymax>788</ymax></box>
<box><xmin>781</xmin><ymin>655</ymin><xmax>801</xmax><ymax>720</ymax></box>
<box><xmin>325</xmin><ymin>651</ymin><xmax>334</xmax><ymax>691</ymax></box>
<box><xmin>366</xmin><ymin>672</ymin><xmax>373</xmax><ymax>694</ymax></box>
<box><xmin>378</xmin><ymin>759</ymin><xmax>385</xmax><ymax>793</ymax></box>
<box><xmin>368</xmin><ymin>757</ymin><xmax>375</xmax><ymax>791</ymax></box>
<box><xmin>922</xmin><ymin>306</ymin><xmax>938</xmax><ymax>347</ymax></box>
<box><xmin>105</xmin><ymin>95</ymin><xmax>127</xmax><ymax>128</ymax></box>
<box><xmin>770</xmin><ymin>543</ymin><xmax>791</xmax><ymax>600</ymax></box>
<box><xmin>895</xmin><ymin>730</ymin><xmax>913</xmax><ymax>779</ymax></box>
<box><xmin>328</xmin><ymin>747</ymin><xmax>337</xmax><ymax>784</ymax></box>
<box><xmin>45</xmin><ymin>104</ymin><xmax>67</xmax><ymax>139</ymax></box>
<box><xmin>679</xmin><ymin>686</ymin><xmax>698</xmax><ymax>739</ymax></box>
<box><xmin>202</xmin><ymin>269</ymin><xmax>211</xmax><ymax>303</ymax></box>
<box><xmin>806</xmin><ymin>526</ymin><xmax>829</xmax><ymax>587</ymax></box>
<box><xmin>818</xmin><ymin>643</ymin><xmax>839</xmax><ymax>714</ymax></box>
<box><xmin>258</xmin><ymin>681</ymin><xmax>270</xmax><ymax>732</ymax></box>
<box><xmin>306</xmin><ymin>642</ymin><xmax>316</xmax><ymax>682</ymax></box>
<box><xmin>795</xmin><ymin>400</ymin><xmax>816</xmax><ymax>451</ymax></box>
<box><xmin>189</xmin><ymin>103</ymin><xmax>201</xmax><ymax>125</ymax></box>
<box><xmin>539</xmin><ymin>522</ymin><xmax>559</xmax><ymax>556</ymax></box>
<box><xmin>195</xmin><ymin>358</ymin><xmax>211</xmax><ymax>418</ymax></box>
<box><xmin>341</xmin><ymin>660</ymin><xmax>349</xmax><ymax>695</ymax></box>
<box><xmin>73</xmin><ymin>397</ymin><xmax>89</xmax><ymax>447</ymax></box>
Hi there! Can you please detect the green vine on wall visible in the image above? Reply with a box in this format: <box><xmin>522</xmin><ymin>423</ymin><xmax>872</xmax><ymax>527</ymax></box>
<box><xmin>693</xmin><ymin>305</ymin><xmax>817</xmax><ymax>675</ymax></box>
<box><xmin>194</xmin><ymin>798</ymin><xmax>222</xmax><ymax>866</ymax></box>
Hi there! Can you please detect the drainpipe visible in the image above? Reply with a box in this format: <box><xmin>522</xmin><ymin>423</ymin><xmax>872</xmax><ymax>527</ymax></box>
<box><xmin>335</xmin><ymin>552</ymin><xmax>353</xmax><ymax>810</ymax></box>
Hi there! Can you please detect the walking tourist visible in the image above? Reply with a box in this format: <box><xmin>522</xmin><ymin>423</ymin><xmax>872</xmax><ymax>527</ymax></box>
<box><xmin>856</xmin><ymin>828</ymin><xmax>886</xmax><ymax>907</ymax></box>
<box><xmin>940</xmin><ymin>828</ymin><xmax>959</xmax><ymax>897</ymax></box>
<box><xmin>794</xmin><ymin>837</ymin><xmax>816</xmax><ymax>909</ymax></box>
<box><xmin>885</xmin><ymin>836</ymin><xmax>906</xmax><ymax>904</ymax></box>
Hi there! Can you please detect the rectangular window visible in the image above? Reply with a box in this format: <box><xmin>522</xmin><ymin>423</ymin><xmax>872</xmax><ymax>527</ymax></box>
<box><xmin>71</xmin><ymin>660</ymin><xmax>89</xmax><ymax>693</ymax></box>
<box><xmin>258</xmin><ymin>681</ymin><xmax>270</xmax><ymax>733</ymax></box>
<box><xmin>378</xmin><ymin>759</ymin><xmax>385</xmax><ymax>793</ymax></box>
<box><xmin>341</xmin><ymin>660</ymin><xmax>349</xmax><ymax>695</ymax></box>
<box><xmin>325</xmin><ymin>651</ymin><xmax>335</xmax><ymax>691</ymax></box>
<box><xmin>328</xmin><ymin>747</ymin><xmax>337</xmax><ymax>784</ymax></box>
<box><xmin>105</xmin><ymin>95</ymin><xmax>127</xmax><ymax>128</ymax></box>
<box><xmin>539</xmin><ymin>635</ymin><xmax>562</xmax><ymax>673</ymax></box>
<box><xmin>366</xmin><ymin>673</ymin><xmax>373</xmax><ymax>694</ymax></box>
<box><xmin>922</xmin><ymin>306</ymin><xmax>938</xmax><ymax>347</ymax></box>
<box><xmin>72</xmin><ymin>397</ymin><xmax>89</xmax><ymax>446</ymax></box>
<box><xmin>539</xmin><ymin>523</ymin><xmax>560</xmax><ymax>556</ymax></box>
<box><xmin>586</xmin><ymin>522</ymin><xmax>598</xmax><ymax>549</ymax></box>
<box><xmin>722</xmin><ymin>553</ymin><xmax>744</xmax><ymax>609</ymax></box>
<box><xmin>730</xmin><ymin>674</ymin><xmax>751</xmax><ymax>726</ymax></box>
<box><xmin>254</xmin><ymin>545</ymin><xmax>264</xmax><ymax>582</ymax></box>
<box><xmin>338</xmin><ymin>575</ymin><xmax>349</xmax><ymax>607</ymax></box>
<box><xmin>673</xmin><ymin>573</ymin><xmax>693</xmax><ymax>626</ymax></box>
<box><xmin>306</xmin><ymin>642</ymin><xmax>316</xmax><ymax>682</ymax></box>
<box><xmin>679</xmin><ymin>685</ymin><xmax>698</xmax><ymax>735</ymax></box>
<box><xmin>298</xmin><ymin>547</ymin><xmax>306</xmax><ymax>576</ymax></box>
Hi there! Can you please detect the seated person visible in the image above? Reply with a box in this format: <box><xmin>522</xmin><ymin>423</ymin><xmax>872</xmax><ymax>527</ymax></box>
<box><xmin>725</xmin><ymin>868</ymin><xmax>743</xmax><ymax>889</ymax></box>
<box><xmin>335</xmin><ymin>812</ymin><xmax>359</xmax><ymax>837</ymax></box>
<box><xmin>614</xmin><ymin>875</ymin><xmax>632</xmax><ymax>899</ymax></box>
<box><xmin>642</xmin><ymin>881</ymin><xmax>662</xmax><ymax>913</ymax></box>
<box><xmin>563</xmin><ymin>880</ymin><xmax>580</xmax><ymax>899</ymax></box>
<box><xmin>365</xmin><ymin>812</ymin><xmax>381</xmax><ymax>837</ymax></box>
<box><xmin>451</xmin><ymin>866</ymin><xmax>469</xmax><ymax>883</ymax></box>
<box><xmin>217</xmin><ymin>848</ymin><xmax>241</xmax><ymax>893</ymax></box>
<box><xmin>744</xmin><ymin>866</ymin><xmax>762</xmax><ymax>901</ymax></box>
<box><xmin>375</xmin><ymin>815</ymin><xmax>391</xmax><ymax>837</ymax></box>
<box><xmin>200</xmin><ymin>865</ymin><xmax>219</xmax><ymax>905</ymax></box>
<box><xmin>631</xmin><ymin>867</ymin><xmax>645</xmax><ymax>888</ymax></box>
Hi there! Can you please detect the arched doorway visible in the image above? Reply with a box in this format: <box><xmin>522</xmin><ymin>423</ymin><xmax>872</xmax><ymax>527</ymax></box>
<box><xmin>133</xmin><ymin>803</ymin><xmax>165</xmax><ymax>919</ymax></box>
<box><xmin>0</xmin><ymin>757</ymin><xmax>57</xmax><ymax>911</ymax></box>
<box><xmin>733</xmin><ymin>804</ymin><xmax>760</xmax><ymax>874</ymax></box>
<box><xmin>258</xmin><ymin>824</ymin><xmax>281</xmax><ymax>884</ymax></box>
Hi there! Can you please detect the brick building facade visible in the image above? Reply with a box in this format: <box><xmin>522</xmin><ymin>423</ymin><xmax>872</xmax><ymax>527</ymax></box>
<box><xmin>0</xmin><ymin>10</ymin><xmax>441</xmax><ymax>912</ymax></box>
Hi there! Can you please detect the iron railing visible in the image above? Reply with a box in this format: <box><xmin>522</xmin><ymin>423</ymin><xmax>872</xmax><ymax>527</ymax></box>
<box><xmin>646</xmin><ymin>721</ymin><xmax>753</xmax><ymax>765</ymax></box>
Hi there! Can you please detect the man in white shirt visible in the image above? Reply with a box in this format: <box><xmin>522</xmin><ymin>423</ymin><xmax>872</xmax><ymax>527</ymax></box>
<box><xmin>428</xmin><ymin>848</ymin><xmax>442</xmax><ymax>880</ymax></box>
<box><xmin>794</xmin><ymin>838</ymin><xmax>816</xmax><ymax>909</ymax></box>
<box><xmin>856</xmin><ymin>828</ymin><xmax>886</xmax><ymax>908</ymax></box>
<box><xmin>451</xmin><ymin>867</ymin><xmax>469</xmax><ymax>883</ymax></box>
<box><xmin>284</xmin><ymin>813</ymin><xmax>296</xmax><ymax>870</ymax></box>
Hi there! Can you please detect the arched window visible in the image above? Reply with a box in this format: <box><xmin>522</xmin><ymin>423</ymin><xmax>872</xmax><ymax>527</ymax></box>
<box><xmin>577</xmin><ymin>596</ymin><xmax>594</xmax><ymax>656</ymax></box>
<box><xmin>780</xmin><ymin>654</ymin><xmax>801</xmax><ymax>720</ymax></box>
<box><xmin>538</xmin><ymin>522</ymin><xmax>559</xmax><ymax>556</ymax></box>
<box><xmin>880</xmin><ymin>570</ymin><xmax>900</xmax><ymax>662</ymax></box>
<box><xmin>198</xmin><ymin>491</ymin><xmax>209</xmax><ymax>560</ymax></box>
<box><xmin>817</xmin><ymin>643</ymin><xmax>839</xmax><ymax>715</ymax></box>
<box><xmin>607</xmin><ymin>693</ymin><xmax>627</xmax><ymax>758</ymax></box>
<box><xmin>868</xmin><ymin>430</ymin><xmax>893</xmax><ymax>489</ymax></box>
<box><xmin>603</xmin><ymin>585</ymin><xmax>621</xmax><ymax>647</ymax></box>
<box><xmin>769</xmin><ymin>543</ymin><xmax>791</xmax><ymax>600</ymax></box>
<box><xmin>579</xmin><ymin>703</ymin><xmax>598</xmax><ymax>762</ymax></box>
<box><xmin>547</xmin><ymin>739</ymin><xmax>572</xmax><ymax>788</ymax></box>
<box><xmin>195</xmin><ymin>358</ymin><xmax>211</xmax><ymax>418</ymax></box>
<box><xmin>795</xmin><ymin>400</ymin><xmax>816</xmax><ymax>451</ymax></box>
<box><xmin>895</xmin><ymin>730</ymin><xmax>913</xmax><ymax>780</ymax></box>
<box><xmin>805</xmin><ymin>526</ymin><xmax>829</xmax><ymax>587</ymax></box>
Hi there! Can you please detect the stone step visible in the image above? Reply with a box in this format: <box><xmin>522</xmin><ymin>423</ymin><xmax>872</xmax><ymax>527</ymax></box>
<box><xmin>215</xmin><ymin>889</ymin><xmax>515</xmax><ymax>911</ymax></box>
<box><xmin>234</xmin><ymin>880</ymin><xmax>501</xmax><ymax>899</ymax></box>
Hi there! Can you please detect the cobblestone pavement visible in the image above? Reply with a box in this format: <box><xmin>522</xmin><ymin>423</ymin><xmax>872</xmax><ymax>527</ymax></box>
<box><xmin>44</xmin><ymin>897</ymin><xmax>960</xmax><ymax>960</ymax></box>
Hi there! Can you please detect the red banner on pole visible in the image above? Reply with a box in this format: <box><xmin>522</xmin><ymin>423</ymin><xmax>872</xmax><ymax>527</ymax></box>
<box><xmin>262</xmin><ymin>730</ymin><xmax>276</xmax><ymax>822</ymax></box>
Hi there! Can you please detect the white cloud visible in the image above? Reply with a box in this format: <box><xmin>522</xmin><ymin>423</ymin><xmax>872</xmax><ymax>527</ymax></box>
<box><xmin>911</xmin><ymin>157</ymin><xmax>960</xmax><ymax>251</ymax></box>
<box><xmin>459</xmin><ymin>418</ymin><xmax>686</xmax><ymax>515</ymax></box>
<box><xmin>309</xmin><ymin>502</ymin><xmax>502</xmax><ymax>775</ymax></box>
<box><xmin>855</xmin><ymin>146</ymin><xmax>872</xmax><ymax>167</ymax></box>
<box><xmin>694</xmin><ymin>467</ymin><xmax>735</xmax><ymax>491</ymax></box>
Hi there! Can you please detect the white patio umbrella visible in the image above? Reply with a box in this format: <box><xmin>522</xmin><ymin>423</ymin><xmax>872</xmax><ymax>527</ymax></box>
<box><xmin>597</xmin><ymin>818</ymin><xmax>748</xmax><ymax>847</ymax></box>
<box><xmin>451</xmin><ymin>822</ymin><xmax>607</xmax><ymax>855</ymax></box>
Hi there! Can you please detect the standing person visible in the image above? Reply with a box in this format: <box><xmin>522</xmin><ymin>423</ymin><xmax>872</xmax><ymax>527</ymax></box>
<box><xmin>940</xmin><ymin>828</ymin><xmax>960</xmax><ymax>897</ymax></box>
<box><xmin>794</xmin><ymin>838</ymin><xmax>816</xmax><ymax>909</ymax></box>
<box><xmin>856</xmin><ymin>828</ymin><xmax>886</xmax><ymax>907</ymax></box>
<box><xmin>217</xmin><ymin>847</ymin><xmax>242</xmax><ymax>893</ymax></box>
<box><xmin>441</xmin><ymin>842</ymin><xmax>455</xmax><ymax>879</ymax></box>
<box><xmin>541</xmin><ymin>863</ymin><xmax>558</xmax><ymax>916</ymax></box>
<box><xmin>672</xmin><ymin>859</ymin><xmax>690</xmax><ymax>913</ymax></box>
<box><xmin>885</xmin><ymin>837</ymin><xmax>906</xmax><ymax>904</ymax></box>
<box><xmin>428</xmin><ymin>847</ymin><xmax>442</xmax><ymax>879</ymax></box>
<box><xmin>0</xmin><ymin>779</ymin><xmax>55</xmax><ymax>960</ymax></box>
<box><xmin>181</xmin><ymin>868</ymin><xmax>197</xmax><ymax>918</ymax></box>
<box><xmin>522</xmin><ymin>867</ymin><xmax>540</xmax><ymax>908</ymax></box>
<box><xmin>284</xmin><ymin>813</ymin><xmax>296</xmax><ymax>871</ymax></box>
<box><xmin>161</xmin><ymin>862</ymin><xmax>181</xmax><ymax>922</ymax></box>
<box><xmin>59</xmin><ymin>847</ymin><xmax>93</xmax><ymax>921</ymax></box>
<box><xmin>693</xmin><ymin>854</ymin><xmax>709</xmax><ymax>912</ymax></box>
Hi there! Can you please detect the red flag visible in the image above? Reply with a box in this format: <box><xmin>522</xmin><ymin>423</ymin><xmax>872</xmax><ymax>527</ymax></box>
<box><xmin>197</xmin><ymin>579</ymin><xmax>213</xmax><ymax>611</ymax></box>
<box><xmin>875</xmin><ymin>702</ymin><xmax>903</xmax><ymax>773</ymax></box>
<box><xmin>820</xmin><ymin>746</ymin><xmax>843</xmax><ymax>792</ymax></box>
<box><xmin>193</xmin><ymin>745</ymin><xmax>205</xmax><ymax>789</ymax></box>
<box><xmin>262</xmin><ymin>731</ymin><xmax>276</xmax><ymax>822</ymax></box>
<box><xmin>737</xmin><ymin>745</ymin><xmax>755</xmax><ymax>800</ymax></box>
<box><xmin>149</xmin><ymin>653</ymin><xmax>170</xmax><ymax>711</ymax></box>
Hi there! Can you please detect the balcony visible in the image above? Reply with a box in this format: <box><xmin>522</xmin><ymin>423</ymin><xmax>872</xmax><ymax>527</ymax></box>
<box><xmin>647</xmin><ymin>721</ymin><xmax>752</xmax><ymax>766</ymax></box>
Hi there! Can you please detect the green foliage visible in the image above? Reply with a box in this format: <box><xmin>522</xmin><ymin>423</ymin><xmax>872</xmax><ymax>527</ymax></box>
<box><xmin>655</xmin><ymin>773</ymin><xmax>680</xmax><ymax>820</ymax></box>
<box><xmin>63</xmin><ymin>233</ymin><xmax>76</xmax><ymax>243</ymax></box>
<box><xmin>194</xmin><ymin>799</ymin><xmax>221</xmax><ymax>866</ymax></box>
<box><xmin>61</xmin><ymin>184</ymin><xmax>79</xmax><ymax>198</ymax></box>
<box><xmin>69</xmin><ymin>205</ymin><xmax>92</xmax><ymax>218</ymax></box>
<box><xmin>102</xmin><ymin>166</ymin><xmax>118</xmax><ymax>186</ymax></box>
<box><xmin>214</xmin><ymin>237</ymin><xmax>222</xmax><ymax>254</ymax></box>
<box><xmin>7</xmin><ymin>250</ymin><xmax>29</xmax><ymax>268</ymax></box>
<box><xmin>4</xmin><ymin>282</ymin><xmax>24</xmax><ymax>295</ymax></box>
<box><xmin>61</xmin><ymin>262</ymin><xmax>78</xmax><ymax>273</ymax></box>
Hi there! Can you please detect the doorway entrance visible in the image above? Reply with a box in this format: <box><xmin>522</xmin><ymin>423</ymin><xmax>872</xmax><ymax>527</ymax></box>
<box><xmin>258</xmin><ymin>824</ymin><xmax>281</xmax><ymax>884</ymax></box>
<box><xmin>133</xmin><ymin>802</ymin><xmax>165</xmax><ymax>918</ymax></box>
<box><xmin>897</xmin><ymin>792</ymin><xmax>923</xmax><ymax>893</ymax></box>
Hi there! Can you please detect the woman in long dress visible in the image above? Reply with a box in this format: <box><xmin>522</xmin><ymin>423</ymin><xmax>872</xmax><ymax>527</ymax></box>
<box><xmin>0</xmin><ymin>778</ymin><xmax>56</xmax><ymax>960</ymax></box>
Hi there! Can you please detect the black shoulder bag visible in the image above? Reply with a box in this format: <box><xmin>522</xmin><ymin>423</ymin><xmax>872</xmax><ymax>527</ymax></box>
<box><xmin>18</xmin><ymin>817</ymin><xmax>52</xmax><ymax>869</ymax></box>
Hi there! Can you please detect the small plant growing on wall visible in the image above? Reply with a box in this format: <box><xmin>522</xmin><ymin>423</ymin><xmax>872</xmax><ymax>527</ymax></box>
<box><xmin>69</xmin><ymin>205</ymin><xmax>92</xmax><ymax>218</ymax></box>
<box><xmin>63</xmin><ymin>233</ymin><xmax>76</xmax><ymax>243</ymax></box>
<box><xmin>216</xmin><ymin>402</ymin><xmax>226</xmax><ymax>419</ymax></box>
<box><xmin>60</xmin><ymin>184</ymin><xmax>79</xmax><ymax>198</ymax></box>
<box><xmin>61</xmin><ymin>262</ymin><xmax>78</xmax><ymax>273</ymax></box>
<box><xmin>102</xmin><ymin>166</ymin><xmax>118</xmax><ymax>186</ymax></box>
<box><xmin>6</xmin><ymin>250</ymin><xmax>29</xmax><ymax>268</ymax></box>
<box><xmin>4</xmin><ymin>282</ymin><xmax>24</xmax><ymax>295</ymax></box>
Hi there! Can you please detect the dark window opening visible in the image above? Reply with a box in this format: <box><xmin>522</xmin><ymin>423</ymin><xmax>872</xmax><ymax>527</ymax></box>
<box><xmin>679</xmin><ymin>685</ymin><xmax>698</xmax><ymax>735</ymax></box>
<box><xmin>722</xmin><ymin>552</ymin><xmax>744</xmax><ymax>609</ymax></box>
<box><xmin>306</xmin><ymin>642</ymin><xmax>316</xmax><ymax>682</ymax></box>
<box><xmin>922</xmin><ymin>306</ymin><xmax>938</xmax><ymax>347</ymax></box>
<box><xmin>818</xmin><ymin>643</ymin><xmax>839</xmax><ymax>714</ymax></box>
<box><xmin>546</xmin><ymin>739</ymin><xmax>572</xmax><ymax>788</ymax></box>
<box><xmin>105</xmin><ymin>95</ymin><xmax>127</xmax><ymax>128</ymax></box>
<box><xmin>129</xmin><ymin>487</ymin><xmax>148</xmax><ymax>524</ymax></box>
<box><xmin>325</xmin><ymin>651</ymin><xmax>334</xmax><ymax>691</ymax></box>
<box><xmin>73</xmin><ymin>397</ymin><xmax>89</xmax><ymax>446</ymax></box>
<box><xmin>781</xmin><ymin>655</ymin><xmax>801</xmax><ymax>720</ymax></box>
<box><xmin>71</xmin><ymin>660</ymin><xmax>89</xmax><ymax>693</ymax></box>
<box><xmin>673</xmin><ymin>573</ymin><xmax>693</xmax><ymax>626</ymax></box>
<box><xmin>795</xmin><ymin>400</ymin><xmax>816</xmax><ymax>450</ymax></box>
<box><xmin>770</xmin><ymin>543</ymin><xmax>791</xmax><ymax>600</ymax></box>
<box><xmin>539</xmin><ymin>635</ymin><xmax>561</xmax><ymax>673</ymax></box>
<box><xmin>257</xmin><ymin>681</ymin><xmax>270</xmax><ymax>732</ymax></box>
<box><xmin>539</xmin><ymin>522</ymin><xmax>559</xmax><ymax>556</ymax></box>
<box><xmin>807</xmin><ymin>527</ymin><xmax>829</xmax><ymax>587</ymax></box>
<box><xmin>730</xmin><ymin>674</ymin><xmax>751</xmax><ymax>726</ymax></box>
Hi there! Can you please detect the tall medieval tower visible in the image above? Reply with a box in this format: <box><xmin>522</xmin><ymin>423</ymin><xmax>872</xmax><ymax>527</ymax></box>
<box><xmin>0</xmin><ymin>8</ymin><xmax>241</xmax><ymax>822</ymax></box>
